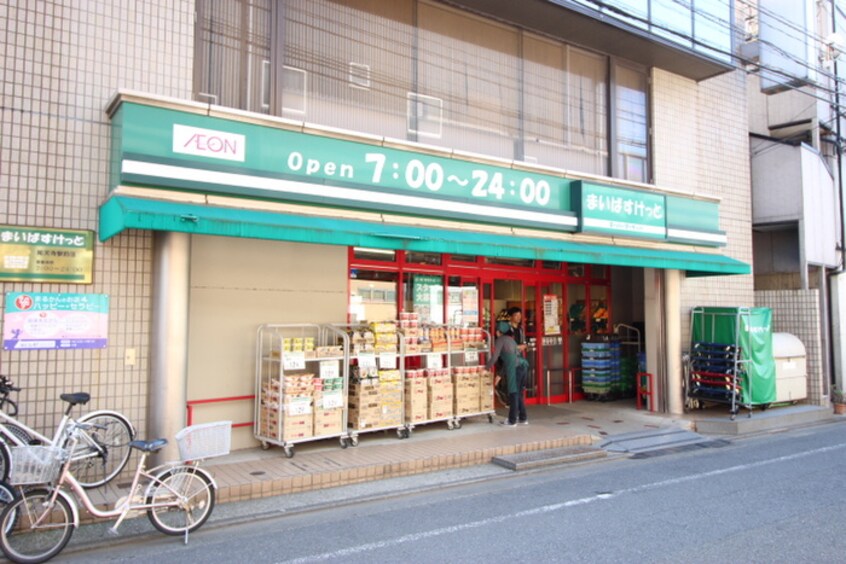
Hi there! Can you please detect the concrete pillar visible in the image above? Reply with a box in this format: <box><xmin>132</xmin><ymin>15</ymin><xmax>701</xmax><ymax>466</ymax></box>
<box><xmin>664</xmin><ymin>269</ymin><xmax>683</xmax><ymax>415</ymax></box>
<box><xmin>643</xmin><ymin>268</ymin><xmax>663</xmax><ymax>411</ymax></box>
<box><xmin>150</xmin><ymin>231</ymin><xmax>191</xmax><ymax>461</ymax></box>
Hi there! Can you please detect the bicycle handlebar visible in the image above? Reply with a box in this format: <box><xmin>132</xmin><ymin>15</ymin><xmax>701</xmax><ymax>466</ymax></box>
<box><xmin>0</xmin><ymin>375</ymin><xmax>21</xmax><ymax>393</ymax></box>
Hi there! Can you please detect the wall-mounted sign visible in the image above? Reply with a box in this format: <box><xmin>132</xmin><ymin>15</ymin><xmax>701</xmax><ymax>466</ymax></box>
<box><xmin>0</xmin><ymin>226</ymin><xmax>93</xmax><ymax>283</ymax></box>
<box><xmin>3</xmin><ymin>292</ymin><xmax>109</xmax><ymax>350</ymax></box>
<box><xmin>573</xmin><ymin>182</ymin><xmax>666</xmax><ymax>239</ymax></box>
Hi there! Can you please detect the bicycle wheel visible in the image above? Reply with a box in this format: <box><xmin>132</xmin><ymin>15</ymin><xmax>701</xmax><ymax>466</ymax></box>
<box><xmin>0</xmin><ymin>399</ymin><xmax>18</xmax><ymax>417</ymax></box>
<box><xmin>2</xmin><ymin>424</ymin><xmax>36</xmax><ymax>447</ymax></box>
<box><xmin>0</xmin><ymin>481</ymin><xmax>18</xmax><ymax>535</ymax></box>
<box><xmin>70</xmin><ymin>412</ymin><xmax>134</xmax><ymax>488</ymax></box>
<box><xmin>0</xmin><ymin>489</ymin><xmax>74</xmax><ymax>564</ymax></box>
<box><xmin>0</xmin><ymin>443</ymin><xmax>9</xmax><ymax>483</ymax></box>
<box><xmin>146</xmin><ymin>467</ymin><xmax>215</xmax><ymax>536</ymax></box>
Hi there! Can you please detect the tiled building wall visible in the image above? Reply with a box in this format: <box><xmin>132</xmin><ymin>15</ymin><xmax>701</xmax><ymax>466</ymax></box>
<box><xmin>651</xmin><ymin>69</ymin><xmax>755</xmax><ymax>347</ymax></box>
<box><xmin>0</xmin><ymin>2</ymin><xmax>193</xmax><ymax>436</ymax></box>
<box><xmin>755</xmin><ymin>290</ymin><xmax>825</xmax><ymax>406</ymax></box>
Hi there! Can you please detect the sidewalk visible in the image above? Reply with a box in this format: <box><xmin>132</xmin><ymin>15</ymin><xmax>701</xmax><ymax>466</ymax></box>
<box><xmin>85</xmin><ymin>399</ymin><xmax>836</xmax><ymax>513</ymax></box>
<box><xmin>83</xmin><ymin>399</ymin><xmax>685</xmax><ymax>511</ymax></box>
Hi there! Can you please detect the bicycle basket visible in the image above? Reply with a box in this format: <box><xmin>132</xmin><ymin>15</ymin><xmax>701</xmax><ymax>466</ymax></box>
<box><xmin>175</xmin><ymin>421</ymin><xmax>232</xmax><ymax>461</ymax></box>
<box><xmin>9</xmin><ymin>446</ymin><xmax>66</xmax><ymax>485</ymax></box>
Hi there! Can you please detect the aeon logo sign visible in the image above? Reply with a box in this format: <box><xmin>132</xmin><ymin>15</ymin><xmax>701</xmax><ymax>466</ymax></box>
<box><xmin>172</xmin><ymin>124</ymin><xmax>245</xmax><ymax>162</ymax></box>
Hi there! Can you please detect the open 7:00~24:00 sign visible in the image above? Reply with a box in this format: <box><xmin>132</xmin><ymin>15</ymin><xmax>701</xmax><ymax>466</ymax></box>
<box><xmin>364</xmin><ymin>153</ymin><xmax>552</xmax><ymax>207</ymax></box>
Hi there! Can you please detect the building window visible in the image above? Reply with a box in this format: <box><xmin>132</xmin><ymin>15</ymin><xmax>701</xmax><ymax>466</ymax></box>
<box><xmin>195</xmin><ymin>0</ymin><xmax>651</xmax><ymax>182</ymax></box>
<box><xmin>194</xmin><ymin>0</ymin><xmax>272</xmax><ymax>114</ymax></box>
<box><xmin>613</xmin><ymin>62</ymin><xmax>649</xmax><ymax>183</ymax></box>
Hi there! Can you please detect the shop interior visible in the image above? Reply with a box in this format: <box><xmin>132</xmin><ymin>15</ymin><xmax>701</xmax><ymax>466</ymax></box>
<box><xmin>348</xmin><ymin>248</ymin><xmax>646</xmax><ymax>405</ymax></box>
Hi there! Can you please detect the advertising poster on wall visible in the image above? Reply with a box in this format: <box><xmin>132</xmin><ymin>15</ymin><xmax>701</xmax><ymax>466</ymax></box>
<box><xmin>3</xmin><ymin>292</ymin><xmax>110</xmax><ymax>350</ymax></box>
<box><xmin>461</xmin><ymin>287</ymin><xmax>478</xmax><ymax>325</ymax></box>
<box><xmin>544</xmin><ymin>294</ymin><xmax>560</xmax><ymax>335</ymax></box>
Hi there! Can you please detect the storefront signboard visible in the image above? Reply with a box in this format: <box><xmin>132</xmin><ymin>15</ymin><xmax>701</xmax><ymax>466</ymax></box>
<box><xmin>573</xmin><ymin>182</ymin><xmax>666</xmax><ymax>239</ymax></box>
<box><xmin>0</xmin><ymin>226</ymin><xmax>94</xmax><ymax>283</ymax></box>
<box><xmin>108</xmin><ymin>99</ymin><xmax>727</xmax><ymax>247</ymax></box>
<box><xmin>3</xmin><ymin>292</ymin><xmax>109</xmax><ymax>350</ymax></box>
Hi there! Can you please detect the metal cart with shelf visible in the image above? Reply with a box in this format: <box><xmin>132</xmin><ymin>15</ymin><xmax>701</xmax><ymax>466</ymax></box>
<box><xmin>447</xmin><ymin>325</ymin><xmax>495</xmax><ymax>429</ymax></box>
<box><xmin>255</xmin><ymin>323</ymin><xmax>350</xmax><ymax>458</ymax></box>
<box><xmin>685</xmin><ymin>306</ymin><xmax>777</xmax><ymax>420</ymax></box>
<box><xmin>400</xmin><ymin>323</ymin><xmax>456</xmax><ymax>435</ymax></box>
<box><xmin>333</xmin><ymin>322</ymin><xmax>407</xmax><ymax>443</ymax></box>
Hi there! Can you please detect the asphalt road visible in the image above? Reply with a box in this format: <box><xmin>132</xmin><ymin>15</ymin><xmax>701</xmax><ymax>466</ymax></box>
<box><xmin>55</xmin><ymin>420</ymin><xmax>846</xmax><ymax>563</ymax></box>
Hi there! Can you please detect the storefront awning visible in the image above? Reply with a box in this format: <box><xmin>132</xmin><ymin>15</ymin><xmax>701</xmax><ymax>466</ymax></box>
<box><xmin>99</xmin><ymin>196</ymin><xmax>750</xmax><ymax>277</ymax></box>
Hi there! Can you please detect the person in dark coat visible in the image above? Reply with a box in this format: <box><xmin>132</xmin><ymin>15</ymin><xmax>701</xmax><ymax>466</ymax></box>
<box><xmin>486</xmin><ymin>320</ymin><xmax>528</xmax><ymax>426</ymax></box>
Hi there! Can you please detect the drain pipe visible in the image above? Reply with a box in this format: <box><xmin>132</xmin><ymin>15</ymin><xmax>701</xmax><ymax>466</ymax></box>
<box><xmin>827</xmin><ymin>3</ymin><xmax>846</xmax><ymax>397</ymax></box>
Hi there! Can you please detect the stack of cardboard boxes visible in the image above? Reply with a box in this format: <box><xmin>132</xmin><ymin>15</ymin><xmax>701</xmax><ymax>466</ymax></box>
<box><xmin>379</xmin><ymin>369</ymin><xmax>403</xmax><ymax>427</ymax></box>
<box><xmin>348</xmin><ymin>377</ymin><xmax>381</xmax><ymax>430</ymax></box>
<box><xmin>427</xmin><ymin>368</ymin><xmax>453</xmax><ymax>420</ymax></box>
<box><xmin>280</xmin><ymin>373</ymin><xmax>315</xmax><ymax>441</ymax></box>
<box><xmin>313</xmin><ymin>376</ymin><xmax>345</xmax><ymax>436</ymax></box>
<box><xmin>480</xmin><ymin>368</ymin><xmax>495</xmax><ymax>411</ymax></box>
<box><xmin>399</xmin><ymin>312</ymin><xmax>421</xmax><ymax>354</ymax></box>
<box><xmin>404</xmin><ymin>369</ymin><xmax>428</xmax><ymax>423</ymax></box>
<box><xmin>453</xmin><ymin>366</ymin><xmax>481</xmax><ymax>415</ymax></box>
<box><xmin>258</xmin><ymin>375</ymin><xmax>282</xmax><ymax>439</ymax></box>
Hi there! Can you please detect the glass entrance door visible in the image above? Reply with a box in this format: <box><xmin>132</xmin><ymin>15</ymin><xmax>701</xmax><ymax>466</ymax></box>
<box><xmin>490</xmin><ymin>278</ymin><xmax>543</xmax><ymax>404</ymax></box>
<box><xmin>540</xmin><ymin>282</ymin><xmax>566</xmax><ymax>402</ymax></box>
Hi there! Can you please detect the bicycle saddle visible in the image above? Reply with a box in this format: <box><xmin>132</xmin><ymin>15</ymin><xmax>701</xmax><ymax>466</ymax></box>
<box><xmin>129</xmin><ymin>438</ymin><xmax>168</xmax><ymax>453</ymax></box>
<box><xmin>60</xmin><ymin>392</ymin><xmax>90</xmax><ymax>406</ymax></box>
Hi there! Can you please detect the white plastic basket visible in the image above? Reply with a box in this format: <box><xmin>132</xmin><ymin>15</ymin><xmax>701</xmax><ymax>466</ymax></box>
<box><xmin>175</xmin><ymin>421</ymin><xmax>232</xmax><ymax>461</ymax></box>
<box><xmin>9</xmin><ymin>446</ymin><xmax>66</xmax><ymax>485</ymax></box>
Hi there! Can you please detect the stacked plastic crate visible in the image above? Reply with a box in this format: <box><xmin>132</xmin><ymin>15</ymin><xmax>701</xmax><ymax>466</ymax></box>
<box><xmin>581</xmin><ymin>339</ymin><xmax>621</xmax><ymax>399</ymax></box>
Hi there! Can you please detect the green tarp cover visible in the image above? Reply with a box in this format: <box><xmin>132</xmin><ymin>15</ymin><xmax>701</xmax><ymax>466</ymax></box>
<box><xmin>691</xmin><ymin>307</ymin><xmax>776</xmax><ymax>405</ymax></box>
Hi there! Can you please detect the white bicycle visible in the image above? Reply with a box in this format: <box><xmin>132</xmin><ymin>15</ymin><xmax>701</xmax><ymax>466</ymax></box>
<box><xmin>0</xmin><ymin>377</ymin><xmax>134</xmax><ymax>489</ymax></box>
<box><xmin>0</xmin><ymin>420</ymin><xmax>230</xmax><ymax>563</ymax></box>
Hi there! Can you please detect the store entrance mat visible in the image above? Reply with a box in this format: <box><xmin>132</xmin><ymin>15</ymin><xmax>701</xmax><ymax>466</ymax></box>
<box><xmin>491</xmin><ymin>446</ymin><xmax>607</xmax><ymax>471</ymax></box>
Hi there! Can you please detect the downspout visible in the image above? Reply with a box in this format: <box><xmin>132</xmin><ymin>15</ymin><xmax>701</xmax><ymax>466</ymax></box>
<box><xmin>827</xmin><ymin>1</ymin><xmax>845</xmax><ymax>397</ymax></box>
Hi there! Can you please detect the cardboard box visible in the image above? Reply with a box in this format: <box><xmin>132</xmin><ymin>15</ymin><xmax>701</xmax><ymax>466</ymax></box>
<box><xmin>348</xmin><ymin>409</ymin><xmax>381</xmax><ymax>430</ymax></box>
<box><xmin>314</xmin><ymin>408</ymin><xmax>344</xmax><ymax>436</ymax></box>
<box><xmin>282</xmin><ymin>414</ymin><xmax>313</xmax><ymax>441</ymax></box>
<box><xmin>404</xmin><ymin>378</ymin><xmax>428</xmax><ymax>423</ymax></box>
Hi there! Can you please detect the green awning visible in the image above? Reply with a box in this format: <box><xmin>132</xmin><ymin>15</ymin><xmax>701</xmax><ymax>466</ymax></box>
<box><xmin>99</xmin><ymin>196</ymin><xmax>750</xmax><ymax>277</ymax></box>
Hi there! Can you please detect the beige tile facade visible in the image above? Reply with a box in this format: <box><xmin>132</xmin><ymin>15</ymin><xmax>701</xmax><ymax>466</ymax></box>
<box><xmin>755</xmin><ymin>290</ymin><xmax>825</xmax><ymax>406</ymax></box>
<box><xmin>0</xmin><ymin>1</ymin><xmax>193</xmax><ymax>436</ymax></box>
<box><xmin>652</xmin><ymin>69</ymin><xmax>755</xmax><ymax>347</ymax></box>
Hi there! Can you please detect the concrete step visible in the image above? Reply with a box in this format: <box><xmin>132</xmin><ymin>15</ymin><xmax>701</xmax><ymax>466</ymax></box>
<box><xmin>599</xmin><ymin>428</ymin><xmax>713</xmax><ymax>454</ymax></box>
<box><xmin>491</xmin><ymin>446</ymin><xmax>607</xmax><ymax>471</ymax></box>
<box><xmin>693</xmin><ymin>404</ymin><xmax>833</xmax><ymax>436</ymax></box>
